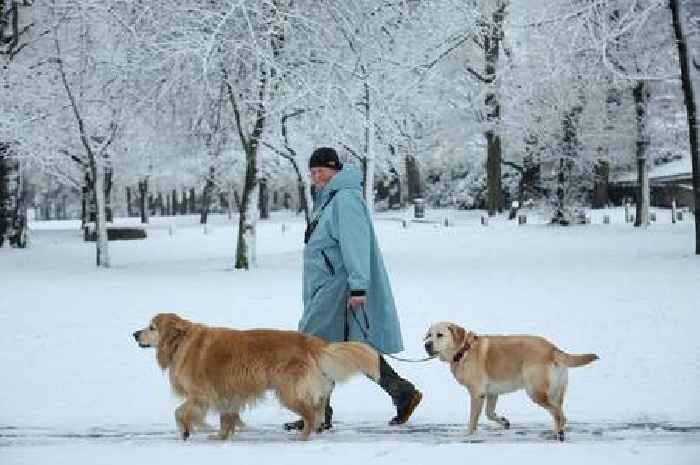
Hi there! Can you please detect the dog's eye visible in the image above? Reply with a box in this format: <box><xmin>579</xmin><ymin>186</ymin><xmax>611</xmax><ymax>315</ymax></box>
<box><xmin>149</xmin><ymin>325</ymin><xmax>155</xmax><ymax>331</ymax></box>
<box><xmin>436</xmin><ymin>333</ymin><xmax>444</xmax><ymax>338</ymax></box>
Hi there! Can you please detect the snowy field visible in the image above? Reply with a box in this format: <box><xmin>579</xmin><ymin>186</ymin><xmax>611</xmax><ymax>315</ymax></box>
<box><xmin>1</xmin><ymin>207</ymin><xmax>699</xmax><ymax>464</ymax></box>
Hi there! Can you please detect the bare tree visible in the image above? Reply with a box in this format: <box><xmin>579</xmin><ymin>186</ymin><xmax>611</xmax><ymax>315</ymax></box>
<box><xmin>670</xmin><ymin>0</ymin><xmax>699</xmax><ymax>253</ymax></box>
<box><xmin>1</xmin><ymin>0</ymin><xmax>33</xmax><ymax>247</ymax></box>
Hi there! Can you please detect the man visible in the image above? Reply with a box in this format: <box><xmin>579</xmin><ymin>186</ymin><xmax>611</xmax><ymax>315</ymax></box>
<box><xmin>285</xmin><ymin>147</ymin><xmax>422</xmax><ymax>431</ymax></box>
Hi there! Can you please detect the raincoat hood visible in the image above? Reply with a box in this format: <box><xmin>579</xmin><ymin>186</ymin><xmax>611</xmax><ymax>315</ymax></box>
<box><xmin>324</xmin><ymin>163</ymin><xmax>362</xmax><ymax>194</ymax></box>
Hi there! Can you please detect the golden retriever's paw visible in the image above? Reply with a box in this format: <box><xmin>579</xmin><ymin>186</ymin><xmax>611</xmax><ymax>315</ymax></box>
<box><xmin>294</xmin><ymin>431</ymin><xmax>312</xmax><ymax>441</ymax></box>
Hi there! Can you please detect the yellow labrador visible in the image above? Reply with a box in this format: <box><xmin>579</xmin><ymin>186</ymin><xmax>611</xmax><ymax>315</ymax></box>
<box><xmin>424</xmin><ymin>322</ymin><xmax>597</xmax><ymax>441</ymax></box>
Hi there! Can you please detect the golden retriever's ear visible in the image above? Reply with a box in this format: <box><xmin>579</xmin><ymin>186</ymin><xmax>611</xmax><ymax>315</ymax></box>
<box><xmin>448</xmin><ymin>324</ymin><xmax>466</xmax><ymax>346</ymax></box>
<box><xmin>156</xmin><ymin>318</ymin><xmax>188</xmax><ymax>369</ymax></box>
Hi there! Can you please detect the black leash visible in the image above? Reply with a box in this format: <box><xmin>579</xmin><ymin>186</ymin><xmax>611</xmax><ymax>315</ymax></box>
<box><xmin>346</xmin><ymin>303</ymin><xmax>436</xmax><ymax>363</ymax></box>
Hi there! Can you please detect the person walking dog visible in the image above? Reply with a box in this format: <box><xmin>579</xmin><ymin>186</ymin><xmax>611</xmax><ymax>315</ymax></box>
<box><xmin>285</xmin><ymin>147</ymin><xmax>422</xmax><ymax>432</ymax></box>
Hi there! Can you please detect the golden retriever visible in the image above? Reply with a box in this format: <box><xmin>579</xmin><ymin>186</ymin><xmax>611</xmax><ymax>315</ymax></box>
<box><xmin>133</xmin><ymin>313</ymin><xmax>379</xmax><ymax>440</ymax></box>
<box><xmin>423</xmin><ymin>322</ymin><xmax>597</xmax><ymax>441</ymax></box>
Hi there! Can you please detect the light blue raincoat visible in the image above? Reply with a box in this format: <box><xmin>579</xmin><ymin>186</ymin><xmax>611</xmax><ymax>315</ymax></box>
<box><xmin>298</xmin><ymin>164</ymin><xmax>404</xmax><ymax>354</ymax></box>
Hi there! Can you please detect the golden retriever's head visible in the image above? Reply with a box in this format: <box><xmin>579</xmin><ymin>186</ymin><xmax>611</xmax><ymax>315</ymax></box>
<box><xmin>424</xmin><ymin>322</ymin><xmax>476</xmax><ymax>363</ymax></box>
<box><xmin>133</xmin><ymin>313</ymin><xmax>190</xmax><ymax>369</ymax></box>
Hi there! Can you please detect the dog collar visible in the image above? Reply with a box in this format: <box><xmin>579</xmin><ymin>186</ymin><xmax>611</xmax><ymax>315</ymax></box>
<box><xmin>453</xmin><ymin>336</ymin><xmax>478</xmax><ymax>362</ymax></box>
<box><xmin>453</xmin><ymin>343</ymin><xmax>469</xmax><ymax>362</ymax></box>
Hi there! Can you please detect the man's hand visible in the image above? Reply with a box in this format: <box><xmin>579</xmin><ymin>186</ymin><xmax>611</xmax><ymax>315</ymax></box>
<box><xmin>348</xmin><ymin>295</ymin><xmax>366</xmax><ymax>309</ymax></box>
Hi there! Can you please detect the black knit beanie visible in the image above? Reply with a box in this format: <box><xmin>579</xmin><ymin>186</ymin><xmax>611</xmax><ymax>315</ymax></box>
<box><xmin>309</xmin><ymin>147</ymin><xmax>342</xmax><ymax>170</ymax></box>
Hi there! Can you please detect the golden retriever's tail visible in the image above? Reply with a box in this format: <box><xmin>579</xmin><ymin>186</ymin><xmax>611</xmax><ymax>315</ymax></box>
<box><xmin>319</xmin><ymin>342</ymin><xmax>380</xmax><ymax>383</ymax></box>
<box><xmin>554</xmin><ymin>349</ymin><xmax>599</xmax><ymax>367</ymax></box>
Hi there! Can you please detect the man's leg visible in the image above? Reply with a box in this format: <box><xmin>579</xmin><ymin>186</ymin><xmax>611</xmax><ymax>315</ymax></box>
<box><xmin>377</xmin><ymin>356</ymin><xmax>422</xmax><ymax>425</ymax></box>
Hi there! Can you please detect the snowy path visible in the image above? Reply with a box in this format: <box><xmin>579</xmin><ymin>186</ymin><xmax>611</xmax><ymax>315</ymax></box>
<box><xmin>3</xmin><ymin>212</ymin><xmax>699</xmax><ymax>464</ymax></box>
<box><xmin>3</xmin><ymin>421</ymin><xmax>700</xmax><ymax>447</ymax></box>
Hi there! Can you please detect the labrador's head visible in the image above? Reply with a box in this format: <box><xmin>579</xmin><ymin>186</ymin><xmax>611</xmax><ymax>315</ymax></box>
<box><xmin>423</xmin><ymin>322</ymin><xmax>470</xmax><ymax>362</ymax></box>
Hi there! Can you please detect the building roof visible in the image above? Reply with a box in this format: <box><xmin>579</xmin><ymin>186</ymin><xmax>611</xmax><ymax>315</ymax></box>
<box><xmin>611</xmin><ymin>156</ymin><xmax>693</xmax><ymax>186</ymax></box>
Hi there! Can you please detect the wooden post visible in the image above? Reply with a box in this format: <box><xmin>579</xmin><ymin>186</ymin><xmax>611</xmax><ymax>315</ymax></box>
<box><xmin>672</xmin><ymin>198</ymin><xmax>677</xmax><ymax>224</ymax></box>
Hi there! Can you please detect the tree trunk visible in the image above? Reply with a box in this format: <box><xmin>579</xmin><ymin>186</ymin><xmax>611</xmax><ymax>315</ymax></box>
<box><xmin>200</xmin><ymin>167</ymin><xmax>215</xmax><ymax>224</ymax></box>
<box><xmin>81</xmin><ymin>185</ymin><xmax>88</xmax><ymax>227</ymax></box>
<box><xmin>155</xmin><ymin>192</ymin><xmax>163</xmax><ymax>216</ymax></box>
<box><xmin>486</xmin><ymin>131</ymin><xmax>503</xmax><ymax>215</ymax></box>
<box><xmin>126</xmin><ymin>186</ymin><xmax>134</xmax><ymax>217</ymax></box>
<box><xmin>233</xmin><ymin>190</ymin><xmax>242</xmax><ymax>212</ymax></box>
<box><xmin>633</xmin><ymin>80</ymin><xmax>650</xmax><ymax>227</ymax></box>
<box><xmin>364</xmin><ymin>81</ymin><xmax>375</xmax><ymax>215</ymax></box>
<box><xmin>405</xmin><ymin>154</ymin><xmax>422</xmax><ymax>201</ymax></box>
<box><xmin>259</xmin><ymin>177</ymin><xmax>270</xmax><ymax>220</ymax></box>
<box><xmin>189</xmin><ymin>187</ymin><xmax>196</xmax><ymax>214</ymax></box>
<box><xmin>236</xmin><ymin>145</ymin><xmax>259</xmax><ymax>269</ymax></box>
<box><xmin>554</xmin><ymin>158</ymin><xmax>567</xmax><ymax>224</ymax></box>
<box><xmin>171</xmin><ymin>189</ymin><xmax>177</xmax><ymax>215</ymax></box>
<box><xmin>0</xmin><ymin>148</ymin><xmax>26</xmax><ymax>248</ymax></box>
<box><xmin>138</xmin><ymin>178</ymin><xmax>149</xmax><ymax>224</ymax></box>
<box><xmin>484</xmin><ymin>4</ymin><xmax>505</xmax><ymax>216</ymax></box>
<box><xmin>91</xmin><ymin>158</ymin><xmax>110</xmax><ymax>267</ymax></box>
<box><xmin>53</xmin><ymin>30</ymin><xmax>111</xmax><ymax>266</ymax></box>
<box><xmin>104</xmin><ymin>166</ymin><xmax>113</xmax><ymax>223</ymax></box>
<box><xmin>670</xmin><ymin>0</ymin><xmax>699</xmax><ymax>254</ymax></box>
<box><xmin>229</xmin><ymin>57</ymin><xmax>269</xmax><ymax>269</ymax></box>
<box><xmin>592</xmin><ymin>160</ymin><xmax>609</xmax><ymax>208</ymax></box>
<box><xmin>224</xmin><ymin>191</ymin><xmax>232</xmax><ymax>219</ymax></box>
<box><xmin>283</xmin><ymin>155</ymin><xmax>309</xmax><ymax>224</ymax></box>
<box><xmin>296</xmin><ymin>180</ymin><xmax>307</xmax><ymax>219</ymax></box>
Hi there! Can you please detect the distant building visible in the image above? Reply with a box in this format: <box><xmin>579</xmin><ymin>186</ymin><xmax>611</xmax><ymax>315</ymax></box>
<box><xmin>609</xmin><ymin>156</ymin><xmax>694</xmax><ymax>208</ymax></box>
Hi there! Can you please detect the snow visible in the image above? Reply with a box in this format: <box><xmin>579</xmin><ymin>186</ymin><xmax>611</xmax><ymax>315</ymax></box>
<box><xmin>1</xmin><ymin>209</ymin><xmax>699</xmax><ymax>464</ymax></box>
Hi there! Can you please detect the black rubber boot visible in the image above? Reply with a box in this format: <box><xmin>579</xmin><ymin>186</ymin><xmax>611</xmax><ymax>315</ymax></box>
<box><xmin>283</xmin><ymin>399</ymin><xmax>333</xmax><ymax>432</ymax></box>
<box><xmin>378</xmin><ymin>356</ymin><xmax>422</xmax><ymax>425</ymax></box>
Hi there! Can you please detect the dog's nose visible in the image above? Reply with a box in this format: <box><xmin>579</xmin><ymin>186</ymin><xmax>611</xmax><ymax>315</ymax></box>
<box><xmin>424</xmin><ymin>341</ymin><xmax>434</xmax><ymax>354</ymax></box>
<box><xmin>133</xmin><ymin>331</ymin><xmax>141</xmax><ymax>341</ymax></box>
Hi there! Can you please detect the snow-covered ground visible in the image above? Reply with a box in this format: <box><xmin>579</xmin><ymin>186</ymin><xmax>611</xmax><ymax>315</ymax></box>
<box><xmin>1</xmin><ymin>208</ymin><xmax>699</xmax><ymax>464</ymax></box>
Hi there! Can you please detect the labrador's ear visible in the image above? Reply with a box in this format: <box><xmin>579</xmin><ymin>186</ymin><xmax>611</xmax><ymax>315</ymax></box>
<box><xmin>448</xmin><ymin>324</ymin><xmax>466</xmax><ymax>347</ymax></box>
